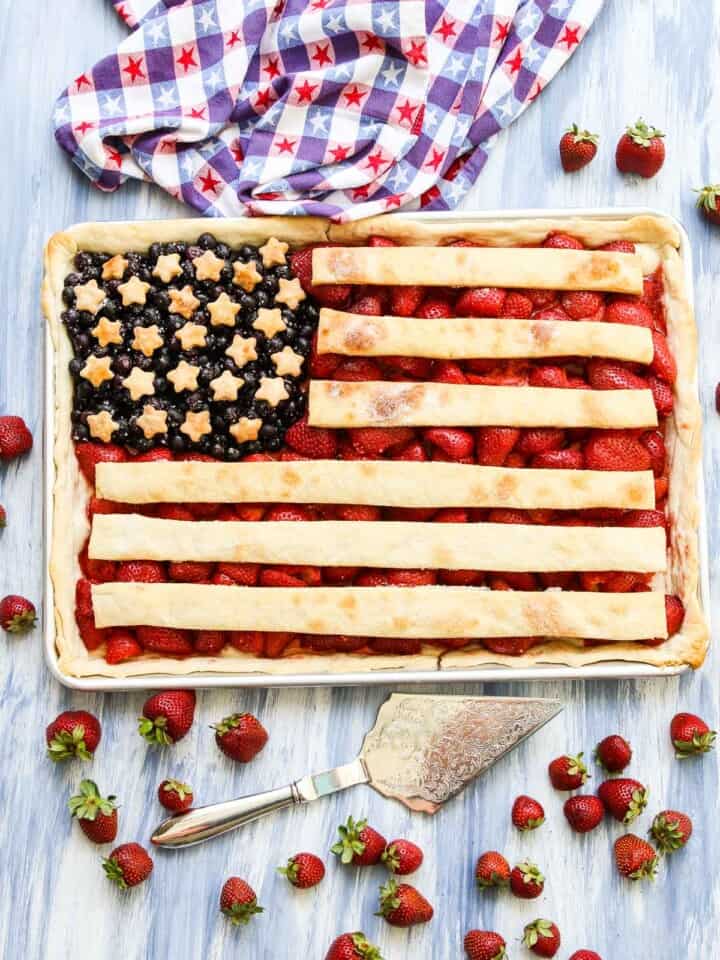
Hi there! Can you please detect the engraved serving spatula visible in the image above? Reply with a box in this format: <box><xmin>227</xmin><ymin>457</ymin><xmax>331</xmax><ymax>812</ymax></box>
<box><xmin>151</xmin><ymin>693</ymin><xmax>561</xmax><ymax>849</ymax></box>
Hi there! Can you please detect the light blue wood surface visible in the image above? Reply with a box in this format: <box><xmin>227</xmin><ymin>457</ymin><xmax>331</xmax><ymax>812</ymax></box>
<box><xmin>1</xmin><ymin>2</ymin><xmax>718</xmax><ymax>957</ymax></box>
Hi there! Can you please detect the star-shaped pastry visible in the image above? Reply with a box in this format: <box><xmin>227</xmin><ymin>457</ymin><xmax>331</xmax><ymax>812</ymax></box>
<box><xmin>208</xmin><ymin>292</ymin><xmax>241</xmax><ymax>328</ymax></box>
<box><xmin>253</xmin><ymin>307</ymin><xmax>286</xmax><ymax>338</ymax></box>
<box><xmin>152</xmin><ymin>253</ymin><xmax>183</xmax><ymax>283</ymax></box>
<box><xmin>169</xmin><ymin>285</ymin><xmax>201</xmax><ymax>319</ymax></box>
<box><xmin>101</xmin><ymin>254</ymin><xmax>128</xmax><ymax>281</ymax></box>
<box><xmin>122</xmin><ymin>366</ymin><xmax>155</xmax><ymax>401</ymax></box>
<box><xmin>271</xmin><ymin>345</ymin><xmax>304</xmax><ymax>377</ymax></box>
<box><xmin>232</xmin><ymin>259</ymin><xmax>262</xmax><ymax>292</ymax></box>
<box><xmin>117</xmin><ymin>275</ymin><xmax>151</xmax><ymax>306</ymax></box>
<box><xmin>225</xmin><ymin>334</ymin><xmax>257</xmax><ymax>368</ymax></box>
<box><xmin>275</xmin><ymin>277</ymin><xmax>306</xmax><ymax>310</ymax></box>
<box><xmin>210</xmin><ymin>369</ymin><xmax>244</xmax><ymax>401</ymax></box>
<box><xmin>74</xmin><ymin>280</ymin><xmax>106</xmax><ymax>316</ymax></box>
<box><xmin>136</xmin><ymin>404</ymin><xmax>168</xmax><ymax>439</ymax></box>
<box><xmin>91</xmin><ymin>317</ymin><xmax>123</xmax><ymax>348</ymax></box>
<box><xmin>255</xmin><ymin>376</ymin><xmax>289</xmax><ymax>407</ymax></box>
<box><xmin>259</xmin><ymin>237</ymin><xmax>288</xmax><ymax>267</ymax></box>
<box><xmin>180</xmin><ymin>409</ymin><xmax>212</xmax><ymax>443</ymax></box>
<box><xmin>80</xmin><ymin>354</ymin><xmax>114</xmax><ymax>387</ymax></box>
<box><xmin>167</xmin><ymin>360</ymin><xmax>200</xmax><ymax>393</ymax></box>
<box><xmin>193</xmin><ymin>249</ymin><xmax>225</xmax><ymax>281</ymax></box>
<box><xmin>175</xmin><ymin>322</ymin><xmax>208</xmax><ymax>350</ymax></box>
<box><xmin>87</xmin><ymin>410</ymin><xmax>118</xmax><ymax>443</ymax></box>
<box><xmin>229</xmin><ymin>417</ymin><xmax>262</xmax><ymax>444</ymax></box>
<box><xmin>132</xmin><ymin>324</ymin><xmax>164</xmax><ymax>357</ymax></box>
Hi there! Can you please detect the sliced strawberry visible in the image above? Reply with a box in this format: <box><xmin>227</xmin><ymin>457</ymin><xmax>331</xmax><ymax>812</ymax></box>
<box><xmin>475</xmin><ymin>427</ymin><xmax>520</xmax><ymax>465</ymax></box>
<box><xmin>335</xmin><ymin>505</ymin><xmax>381</xmax><ymax>521</ymax></box>
<box><xmin>439</xmin><ymin>569</ymin><xmax>482</xmax><ymax>585</ymax></box>
<box><xmin>105</xmin><ymin>629</ymin><xmax>143</xmax><ymax>664</ymax></box>
<box><xmin>227</xmin><ymin>630</ymin><xmax>264</xmax><ymax>655</ymax></box>
<box><xmin>561</xmin><ymin>291</ymin><xmax>605</xmax><ymax>320</ymax></box>
<box><xmin>432</xmin><ymin>360</ymin><xmax>468</xmax><ymax>384</ymax></box>
<box><xmin>605</xmin><ymin>299</ymin><xmax>654</xmax><ymax>328</ymax></box>
<box><xmin>260</xmin><ymin>569</ymin><xmax>306</xmax><ymax>587</ymax></box>
<box><xmin>289</xmin><ymin>245</ymin><xmax>351</xmax><ymax>307</ymax></box>
<box><xmin>264</xmin><ymin>632</ymin><xmax>292</xmax><ymax>658</ymax></box>
<box><xmin>528</xmin><ymin>365</ymin><xmax>569</xmax><ymax>388</ymax></box>
<box><xmin>77</xmin><ymin>613</ymin><xmax>107</xmax><ymax>652</ymax></box>
<box><xmin>665</xmin><ymin>595</ymin><xmax>685</xmax><ymax>636</ymax></box>
<box><xmin>332</xmin><ymin>358</ymin><xmax>384</xmax><ymax>381</ymax></box>
<box><xmin>273</xmin><ymin>564</ymin><xmax>322</xmax><ymax>586</ymax></box>
<box><xmin>649</xmin><ymin>375</ymin><xmax>674</xmax><ymax>416</ymax></box>
<box><xmin>584</xmin><ymin>432</ymin><xmax>652</xmax><ymax>471</ymax></box>
<box><xmin>236</xmin><ymin>503</ymin><xmax>266</xmax><ymax>521</ymax></box>
<box><xmin>390</xmin><ymin>286</ymin><xmax>424</xmax><ymax>317</ymax></box>
<box><xmin>349</xmin><ymin>427</ymin><xmax>415</xmax><ymax>457</ymax></box>
<box><xmin>187</xmin><ymin>502</ymin><xmax>221</xmax><ymax>520</ymax></box>
<box><xmin>624</xmin><ymin>509</ymin><xmax>666</xmax><ymax>529</ymax></box>
<box><xmin>324</xmin><ymin>566</ymin><xmax>360</xmax><ymax>584</ymax></box>
<box><xmin>587</xmin><ymin>360</ymin><xmax>648</xmax><ymax>391</ymax></box>
<box><xmin>265</xmin><ymin>505</ymin><xmax>316</xmax><ymax>522</ymax></box>
<box><xmin>650</xmin><ymin>331</ymin><xmax>677</xmax><ymax>383</ymax></box>
<box><xmin>368</xmin><ymin>637</ymin><xmax>423</xmax><ymax>655</ymax></box>
<box><xmin>599</xmin><ymin>240</ymin><xmax>636</xmax><ymax>253</ymax></box>
<box><xmin>386</xmin><ymin>570</ymin><xmax>437</xmax><ymax>586</ymax></box>
<box><xmin>154</xmin><ymin>504</ymin><xmax>195</xmax><ymax>521</ymax></box>
<box><xmin>482</xmin><ymin>636</ymin><xmax>540</xmax><ymax>656</ymax></box>
<box><xmin>532</xmin><ymin>448</ymin><xmax>584</xmax><ymax>469</ymax></box>
<box><xmin>501</xmin><ymin>292</ymin><xmax>534</xmax><ymax>319</ymax></box>
<box><xmin>391</xmin><ymin>441</ymin><xmax>428</xmax><ymax>461</ymax></box>
<box><xmin>285</xmin><ymin>415</ymin><xmax>337</xmax><ymax>458</ymax></box>
<box><xmin>543</xmin><ymin>232</ymin><xmax>584</xmax><ymax>249</ymax></box>
<box><xmin>517</xmin><ymin>428</ymin><xmax>565</xmax><ymax>456</ymax></box>
<box><xmin>416</xmin><ymin>297</ymin><xmax>453</xmax><ymax>319</ymax></box>
<box><xmin>539</xmin><ymin>571</ymin><xmax>575</xmax><ymax>589</ymax></box>
<box><xmin>301</xmin><ymin>634</ymin><xmax>366</xmax><ymax>653</ymax></box>
<box><xmin>492</xmin><ymin>572</ymin><xmax>538</xmax><ymax>590</ymax></box>
<box><xmin>355</xmin><ymin>570</ymin><xmax>392</xmax><ymax>587</ymax></box>
<box><xmin>194</xmin><ymin>630</ymin><xmax>226</xmax><ymax>655</ymax></box>
<box><xmin>456</xmin><ymin>287</ymin><xmax>505</xmax><ymax>317</ymax></box>
<box><xmin>116</xmin><ymin>560</ymin><xmax>167</xmax><ymax>583</ymax></box>
<box><xmin>75</xmin><ymin>578</ymin><xmax>94</xmax><ymax>618</ymax></box>
<box><xmin>432</xmin><ymin>508</ymin><xmax>468</xmax><ymax>523</ymax></box>
<box><xmin>487</xmin><ymin>508</ymin><xmax>526</xmax><ymax>524</ymax></box>
<box><xmin>168</xmin><ymin>561</ymin><xmax>214</xmax><ymax>584</ymax></box>
<box><xmin>137</xmin><ymin>626</ymin><xmax>193</xmax><ymax>656</ymax></box>
<box><xmin>423</xmin><ymin>428</ymin><xmax>474</xmax><ymax>460</ymax></box>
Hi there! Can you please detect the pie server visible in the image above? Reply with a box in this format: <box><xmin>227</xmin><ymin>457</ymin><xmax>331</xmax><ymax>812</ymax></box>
<box><xmin>151</xmin><ymin>693</ymin><xmax>562</xmax><ymax>849</ymax></box>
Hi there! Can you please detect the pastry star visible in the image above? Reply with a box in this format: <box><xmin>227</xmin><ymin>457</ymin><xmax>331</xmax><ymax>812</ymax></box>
<box><xmin>210</xmin><ymin>369</ymin><xmax>244</xmax><ymax>401</ymax></box>
<box><xmin>232</xmin><ymin>258</ymin><xmax>262</xmax><ymax>291</ymax></box>
<box><xmin>101</xmin><ymin>254</ymin><xmax>128</xmax><ymax>280</ymax></box>
<box><xmin>225</xmin><ymin>334</ymin><xmax>257</xmax><ymax>368</ymax></box>
<box><xmin>271</xmin><ymin>345</ymin><xmax>304</xmax><ymax>377</ymax></box>
<box><xmin>253</xmin><ymin>307</ymin><xmax>286</xmax><ymax>338</ymax></box>
<box><xmin>87</xmin><ymin>410</ymin><xmax>118</xmax><ymax>442</ymax></box>
<box><xmin>132</xmin><ymin>324</ymin><xmax>164</xmax><ymax>357</ymax></box>
<box><xmin>180</xmin><ymin>409</ymin><xmax>212</xmax><ymax>442</ymax></box>
<box><xmin>229</xmin><ymin>417</ymin><xmax>262</xmax><ymax>444</ymax></box>
<box><xmin>91</xmin><ymin>317</ymin><xmax>123</xmax><ymax>348</ymax></box>
<box><xmin>136</xmin><ymin>404</ymin><xmax>168</xmax><ymax>439</ymax></box>
<box><xmin>175</xmin><ymin>321</ymin><xmax>208</xmax><ymax>350</ymax></box>
<box><xmin>167</xmin><ymin>360</ymin><xmax>200</xmax><ymax>392</ymax></box>
<box><xmin>255</xmin><ymin>376</ymin><xmax>289</xmax><ymax>407</ymax></box>
<box><xmin>74</xmin><ymin>279</ymin><xmax>106</xmax><ymax>315</ymax></box>
<box><xmin>275</xmin><ymin>276</ymin><xmax>306</xmax><ymax>309</ymax></box>
<box><xmin>117</xmin><ymin>275</ymin><xmax>151</xmax><ymax>306</ymax></box>
<box><xmin>169</xmin><ymin>285</ymin><xmax>201</xmax><ymax>319</ymax></box>
<box><xmin>193</xmin><ymin>249</ymin><xmax>226</xmax><ymax>281</ymax></box>
<box><xmin>122</xmin><ymin>366</ymin><xmax>155</xmax><ymax>401</ymax></box>
<box><xmin>208</xmin><ymin>291</ymin><xmax>241</xmax><ymax>327</ymax></box>
<box><xmin>259</xmin><ymin>236</ymin><xmax>288</xmax><ymax>267</ymax></box>
<box><xmin>152</xmin><ymin>253</ymin><xmax>183</xmax><ymax>283</ymax></box>
<box><xmin>80</xmin><ymin>354</ymin><xmax>114</xmax><ymax>387</ymax></box>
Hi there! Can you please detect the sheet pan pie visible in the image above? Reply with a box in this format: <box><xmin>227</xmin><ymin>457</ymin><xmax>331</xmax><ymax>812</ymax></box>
<box><xmin>42</xmin><ymin>214</ymin><xmax>708</xmax><ymax>679</ymax></box>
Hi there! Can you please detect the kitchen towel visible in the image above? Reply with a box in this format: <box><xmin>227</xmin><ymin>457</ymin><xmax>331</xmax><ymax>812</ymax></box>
<box><xmin>54</xmin><ymin>0</ymin><xmax>604</xmax><ymax>221</ymax></box>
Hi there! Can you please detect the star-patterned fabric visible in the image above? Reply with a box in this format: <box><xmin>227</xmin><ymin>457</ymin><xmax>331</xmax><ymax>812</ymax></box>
<box><xmin>54</xmin><ymin>0</ymin><xmax>604</xmax><ymax>222</ymax></box>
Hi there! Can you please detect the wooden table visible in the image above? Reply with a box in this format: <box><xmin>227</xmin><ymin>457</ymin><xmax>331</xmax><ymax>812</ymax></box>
<box><xmin>1</xmin><ymin>2</ymin><xmax>717</xmax><ymax>957</ymax></box>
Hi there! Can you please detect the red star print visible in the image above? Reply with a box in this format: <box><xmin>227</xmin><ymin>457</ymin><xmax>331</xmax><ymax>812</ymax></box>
<box><xmin>528</xmin><ymin>80</ymin><xmax>544</xmax><ymax>102</ymax></box>
<box><xmin>395</xmin><ymin>100</ymin><xmax>416</xmax><ymax>125</ymax></box>
<box><xmin>352</xmin><ymin>185</ymin><xmax>371</xmax><ymax>200</ymax></box>
<box><xmin>295</xmin><ymin>80</ymin><xmax>318</xmax><ymax>104</ymax></box>
<box><xmin>255</xmin><ymin>87</ymin><xmax>276</xmax><ymax>110</ymax></box>
<box><xmin>189</xmin><ymin>106</ymin><xmax>207</xmax><ymax>120</ymax></box>
<box><xmin>177</xmin><ymin>46</ymin><xmax>198</xmax><ymax>73</ymax></box>
<box><xmin>343</xmin><ymin>86</ymin><xmax>365</xmax><ymax>108</ymax></box>
<box><xmin>311</xmin><ymin>0</ymin><xmax>328</xmax><ymax>8</ymax></box>
<box><xmin>75</xmin><ymin>73</ymin><xmax>92</xmax><ymax>91</ymax></box>
<box><xmin>159</xmin><ymin>140</ymin><xmax>176</xmax><ymax>153</ymax></box>
<box><xmin>384</xmin><ymin>194</ymin><xmax>403</xmax><ymax>209</ymax></box>
<box><xmin>199</xmin><ymin>170</ymin><xmax>221</xmax><ymax>194</ymax></box>
<box><xmin>507</xmin><ymin>48</ymin><xmax>523</xmax><ymax>74</ymax></box>
<box><xmin>425</xmin><ymin>148</ymin><xmax>445</xmax><ymax>171</ymax></box>
<box><xmin>435</xmin><ymin>17</ymin><xmax>457</xmax><ymax>42</ymax></box>
<box><xmin>276</xmin><ymin>137</ymin><xmax>296</xmax><ymax>155</ymax></box>
<box><xmin>559</xmin><ymin>25</ymin><xmax>581</xmax><ymax>48</ymax></box>
<box><xmin>74</xmin><ymin>121</ymin><xmax>94</xmax><ymax>136</ymax></box>
<box><xmin>312</xmin><ymin>44</ymin><xmax>333</xmax><ymax>67</ymax></box>
<box><xmin>405</xmin><ymin>40</ymin><xmax>427</xmax><ymax>66</ymax></box>
<box><xmin>365</xmin><ymin>150</ymin><xmax>387</xmax><ymax>174</ymax></box>
<box><xmin>227</xmin><ymin>30</ymin><xmax>242</xmax><ymax>48</ymax></box>
<box><xmin>493</xmin><ymin>20</ymin><xmax>510</xmax><ymax>44</ymax></box>
<box><xmin>106</xmin><ymin>147</ymin><xmax>123</xmax><ymax>167</ymax></box>
<box><xmin>362</xmin><ymin>34</ymin><xmax>384</xmax><ymax>53</ymax></box>
<box><xmin>123</xmin><ymin>56</ymin><xmax>145</xmax><ymax>83</ymax></box>
<box><xmin>230</xmin><ymin>142</ymin><xmax>244</xmax><ymax>163</ymax></box>
<box><xmin>329</xmin><ymin>144</ymin><xmax>350</xmax><ymax>162</ymax></box>
<box><xmin>420</xmin><ymin>185</ymin><xmax>441</xmax><ymax>206</ymax></box>
<box><xmin>264</xmin><ymin>57</ymin><xmax>281</xmax><ymax>79</ymax></box>
<box><xmin>116</xmin><ymin>3</ymin><xmax>130</xmax><ymax>23</ymax></box>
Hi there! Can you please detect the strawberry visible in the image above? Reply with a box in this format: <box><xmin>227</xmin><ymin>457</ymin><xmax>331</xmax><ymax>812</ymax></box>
<box><xmin>105</xmin><ymin>630</ymin><xmax>142</xmax><ymax>664</ymax></box>
<box><xmin>542</xmin><ymin>232</ymin><xmax>584</xmax><ymax>250</ymax></box>
<box><xmin>517</xmin><ymin>428</ymin><xmax>564</xmax><ymax>456</ymax></box>
<box><xmin>132</xmin><ymin>447</ymin><xmax>174</xmax><ymax>462</ymax></box>
<box><xmin>335</xmin><ymin>505</ymin><xmax>381</xmax><ymax>522</ymax></box>
<box><xmin>625</xmin><ymin>509</ymin><xmax>666</xmax><ymax>530</ymax></box>
<box><xmin>584</xmin><ymin>432</ymin><xmax>652</xmax><ymax>472</ymax></box>
<box><xmin>475</xmin><ymin>427</ymin><xmax>520</xmax><ymax>465</ymax></box>
<box><xmin>509</xmin><ymin>861</ymin><xmax>544</xmax><ymax>899</ymax></box>
<box><xmin>649</xmin><ymin>810</ymin><xmax>693</xmax><ymax>858</ymax></box>
<box><xmin>616</xmin><ymin>119</ymin><xmax>665</xmax><ymax>178</ymax></box>
<box><xmin>349</xmin><ymin>426</ymin><xmax>414</xmax><ymax>456</ymax></box>
<box><xmin>423</xmin><ymin>427</ymin><xmax>474</xmax><ymax>459</ymax></box>
<box><xmin>640</xmin><ymin>430</ymin><xmax>666</xmax><ymax>475</ymax></box>
<box><xmin>511</xmin><ymin>795</ymin><xmax>545</xmax><ymax>831</ymax></box>
<box><xmin>158</xmin><ymin>778</ymin><xmax>193</xmax><ymax>812</ymax></box>
<box><xmin>136</xmin><ymin>626</ymin><xmax>193</xmax><ymax>656</ymax></box>
<box><xmin>168</xmin><ymin>561</ymin><xmax>213</xmax><ymax>583</ymax></box>
<box><xmin>670</xmin><ymin>711</ymin><xmax>715</xmax><ymax>757</ymax></box>
<box><xmin>289</xmin><ymin>245</ymin><xmax>351</xmax><ymax>306</ymax></box>
<box><xmin>548</xmin><ymin>753</ymin><xmax>588</xmax><ymax>790</ymax></box>
<box><xmin>563</xmin><ymin>795</ymin><xmax>604</xmax><ymax>833</ymax></box>
<box><xmin>598</xmin><ymin>777</ymin><xmax>648</xmax><ymax>823</ymax></box>
<box><xmin>604</xmin><ymin>299</ymin><xmax>654</xmax><ymax>328</ymax></box>
<box><xmin>390</xmin><ymin>285</ymin><xmax>424</xmax><ymax>317</ymax></box>
<box><xmin>381</xmin><ymin>839</ymin><xmax>423</xmax><ymax>875</ymax></box>
<box><xmin>260</xmin><ymin>569</ymin><xmax>306</xmax><ymax>587</ymax></box>
<box><xmin>117</xmin><ymin>560</ymin><xmax>166</xmax><ymax>583</ymax></box>
<box><xmin>0</xmin><ymin>503</ymin><xmax>5</xmax><ymax>526</ymax></box>
<box><xmin>220</xmin><ymin>877</ymin><xmax>263</xmax><ymax>925</ymax></box>
<box><xmin>386</xmin><ymin>569</ymin><xmax>437</xmax><ymax>586</ymax></box>
<box><xmin>587</xmin><ymin>359</ymin><xmax>648</xmax><ymax>391</ymax></box>
<box><xmin>560</xmin><ymin>290</ymin><xmax>604</xmax><ymax>319</ymax></box>
<box><xmin>464</xmin><ymin>931</ymin><xmax>507</xmax><ymax>960</ymax></box>
<box><xmin>332</xmin><ymin>816</ymin><xmax>387</xmax><ymax>866</ymax></box>
<box><xmin>695</xmin><ymin>184</ymin><xmax>720</xmax><ymax>225</ymax></box>
<box><xmin>532</xmin><ymin>448</ymin><xmax>584</xmax><ymax>469</ymax></box>
<box><xmin>69</xmin><ymin>779</ymin><xmax>118</xmax><ymax>843</ymax></box>
<box><xmin>614</xmin><ymin>833</ymin><xmax>658</xmax><ymax>880</ymax></box>
<box><xmin>138</xmin><ymin>690</ymin><xmax>196</xmax><ymax>745</ymax></box>
<box><xmin>416</xmin><ymin>296</ymin><xmax>453</xmax><ymax>319</ymax></box>
<box><xmin>432</xmin><ymin>360</ymin><xmax>467</xmax><ymax>384</ymax></box>
<box><xmin>333</xmin><ymin>358</ymin><xmax>383</xmax><ymax>381</ymax></box>
<box><xmin>325</xmin><ymin>933</ymin><xmax>383</xmax><ymax>960</ymax></box>
<box><xmin>600</xmin><ymin>240</ymin><xmax>636</xmax><ymax>254</ymax></box>
<box><xmin>102</xmin><ymin>842</ymin><xmax>153</xmax><ymax>888</ymax></box>
<box><xmin>483</xmin><ymin>636</ymin><xmax>541</xmax><ymax>656</ymax></box>
<box><xmin>526</xmin><ymin>288</ymin><xmax>558</xmax><ymax>308</ymax></box>
<box><xmin>523</xmin><ymin>919</ymin><xmax>561</xmax><ymax>958</ymax></box>
<box><xmin>265</xmin><ymin>504</ymin><xmax>316</xmax><ymax>521</ymax></box>
<box><xmin>568</xmin><ymin>953</ymin><xmax>602</xmax><ymax>960</ymax></box>
<box><xmin>381</xmin><ymin>355</ymin><xmax>432</xmax><ymax>379</ymax></box>
<box><xmin>0</xmin><ymin>415</ymin><xmax>33</xmax><ymax>460</ymax></box>
<box><xmin>191</xmin><ymin>630</ymin><xmax>225</xmax><ymax>655</ymax></box>
<box><xmin>46</xmin><ymin>710</ymin><xmax>101</xmax><ymax>762</ymax></box>
<box><xmin>456</xmin><ymin>287</ymin><xmax>506</xmax><ymax>317</ymax></box>
<box><xmin>0</xmin><ymin>594</ymin><xmax>36</xmax><ymax>633</ymax></box>
<box><xmin>369</xmin><ymin>636</ymin><xmax>423</xmax><ymax>655</ymax></box>
<box><xmin>475</xmin><ymin>851</ymin><xmax>510</xmax><ymax>889</ymax></box>
<box><xmin>154</xmin><ymin>504</ymin><xmax>195</xmax><ymax>521</ymax></box>
<box><xmin>528</xmin><ymin>364</ymin><xmax>569</xmax><ymax>388</ymax></box>
<box><xmin>649</xmin><ymin>375</ymin><xmax>673</xmax><ymax>416</ymax></box>
<box><xmin>351</xmin><ymin>293</ymin><xmax>384</xmax><ymax>316</ymax></box>
<box><xmin>559</xmin><ymin>124</ymin><xmax>599</xmax><ymax>172</ymax></box>
<box><xmin>501</xmin><ymin>291</ymin><xmax>533</xmax><ymax>318</ymax></box>
<box><xmin>74</xmin><ymin>441</ymin><xmax>127</xmax><ymax>485</ymax></box>
<box><xmin>227</xmin><ymin>630</ymin><xmax>264</xmax><ymax>655</ymax></box>
<box><xmin>285</xmin><ymin>415</ymin><xmax>338</xmax><ymax>458</ymax></box>
<box><xmin>595</xmin><ymin>734</ymin><xmax>632</xmax><ymax>773</ymax></box>
<box><xmin>377</xmin><ymin>878</ymin><xmax>433</xmax><ymax>927</ymax></box>
<box><xmin>278</xmin><ymin>852</ymin><xmax>325</xmax><ymax>888</ymax></box>
<box><xmin>212</xmin><ymin>712</ymin><xmax>268</xmax><ymax>762</ymax></box>
<box><xmin>650</xmin><ymin>330</ymin><xmax>677</xmax><ymax>383</ymax></box>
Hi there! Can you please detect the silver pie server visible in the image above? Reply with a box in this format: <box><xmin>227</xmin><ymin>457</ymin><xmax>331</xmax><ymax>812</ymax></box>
<box><xmin>151</xmin><ymin>693</ymin><xmax>562</xmax><ymax>849</ymax></box>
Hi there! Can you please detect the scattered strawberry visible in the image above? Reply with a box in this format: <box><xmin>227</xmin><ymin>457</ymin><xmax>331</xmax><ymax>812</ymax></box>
<box><xmin>138</xmin><ymin>690</ymin><xmax>196</xmax><ymax>745</ymax></box>
<box><xmin>563</xmin><ymin>795</ymin><xmax>605</xmax><ymax>833</ymax></box>
<box><xmin>46</xmin><ymin>710</ymin><xmax>101</xmax><ymax>762</ymax></box>
<box><xmin>212</xmin><ymin>712</ymin><xmax>268</xmax><ymax>762</ymax></box>
<box><xmin>278</xmin><ymin>852</ymin><xmax>326</xmax><ymax>889</ymax></box>
<box><xmin>102</xmin><ymin>842</ymin><xmax>153</xmax><ymax>888</ymax></box>
<box><xmin>598</xmin><ymin>777</ymin><xmax>648</xmax><ymax>823</ymax></box>
<box><xmin>568</xmin><ymin>953</ymin><xmax>603</xmax><ymax>960</ymax></box>
<box><xmin>69</xmin><ymin>779</ymin><xmax>118</xmax><ymax>843</ymax></box>
<box><xmin>475</xmin><ymin>851</ymin><xmax>510</xmax><ymax>889</ymax></box>
<box><xmin>381</xmin><ymin>839</ymin><xmax>423</xmax><ymax>875</ymax></box>
<box><xmin>616</xmin><ymin>119</ymin><xmax>665</xmax><ymax>178</ymax></box>
<box><xmin>0</xmin><ymin>504</ymin><xmax>5</xmax><ymax>527</ymax></box>
<box><xmin>559</xmin><ymin>124</ymin><xmax>599</xmax><ymax>172</ymax></box>
<box><xmin>0</xmin><ymin>594</ymin><xmax>37</xmax><ymax>633</ymax></box>
<box><xmin>0</xmin><ymin>415</ymin><xmax>32</xmax><ymax>460</ymax></box>
<box><xmin>285</xmin><ymin>415</ymin><xmax>338</xmax><ymax>458</ymax></box>
<box><xmin>464</xmin><ymin>930</ymin><xmax>507</xmax><ymax>960</ymax></box>
<box><xmin>324</xmin><ymin>932</ymin><xmax>383</xmax><ymax>960</ymax></box>
<box><xmin>523</xmin><ymin>919</ymin><xmax>561</xmax><ymax>958</ymax></box>
<box><xmin>376</xmin><ymin>878</ymin><xmax>433</xmax><ymax>927</ymax></box>
<box><xmin>548</xmin><ymin>753</ymin><xmax>588</xmax><ymax>790</ymax></box>
<box><xmin>614</xmin><ymin>833</ymin><xmax>658</xmax><ymax>881</ymax></box>
<box><xmin>649</xmin><ymin>809</ymin><xmax>692</xmax><ymax>854</ymax></box>
<box><xmin>509</xmin><ymin>861</ymin><xmax>544</xmax><ymax>899</ymax></box>
<box><xmin>670</xmin><ymin>711</ymin><xmax>716</xmax><ymax>757</ymax></box>
<box><xmin>695</xmin><ymin>184</ymin><xmax>720</xmax><ymax>225</ymax></box>
<box><xmin>105</xmin><ymin>630</ymin><xmax>143</xmax><ymax>664</ymax></box>
<box><xmin>220</xmin><ymin>876</ymin><xmax>263</xmax><ymax>925</ymax></box>
<box><xmin>332</xmin><ymin>816</ymin><xmax>387</xmax><ymax>866</ymax></box>
<box><xmin>595</xmin><ymin>734</ymin><xmax>632</xmax><ymax>774</ymax></box>
<box><xmin>158</xmin><ymin>778</ymin><xmax>193</xmax><ymax>812</ymax></box>
<box><xmin>511</xmin><ymin>794</ymin><xmax>545</xmax><ymax>831</ymax></box>
<box><xmin>136</xmin><ymin>626</ymin><xmax>193</xmax><ymax>656</ymax></box>
<box><xmin>456</xmin><ymin>287</ymin><xmax>506</xmax><ymax>317</ymax></box>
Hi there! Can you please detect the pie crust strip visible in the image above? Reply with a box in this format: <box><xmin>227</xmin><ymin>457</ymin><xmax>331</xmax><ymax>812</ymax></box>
<box><xmin>89</xmin><ymin>516</ymin><xmax>667</xmax><ymax>573</ymax></box>
<box><xmin>308</xmin><ymin>381</ymin><xmax>658</xmax><ymax>429</ymax></box>
<box><xmin>96</xmin><ymin>460</ymin><xmax>656</xmax><ymax>511</ymax></box>
<box><xmin>92</xmin><ymin>583</ymin><xmax>668</xmax><ymax>641</ymax></box>
<box><xmin>312</xmin><ymin>247</ymin><xmax>644</xmax><ymax>294</ymax></box>
<box><xmin>318</xmin><ymin>309</ymin><xmax>654</xmax><ymax>362</ymax></box>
